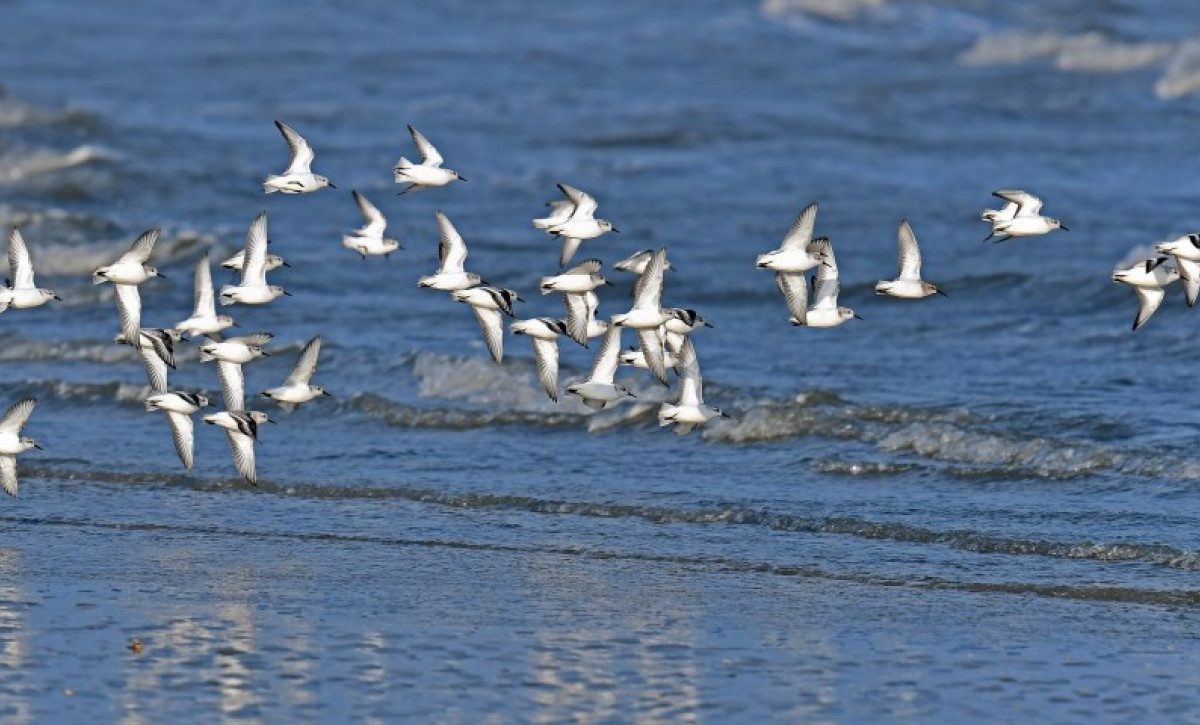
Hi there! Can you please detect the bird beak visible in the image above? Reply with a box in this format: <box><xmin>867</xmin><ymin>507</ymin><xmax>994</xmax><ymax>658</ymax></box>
<box><xmin>720</xmin><ymin>412</ymin><xmax>732</xmax><ymax>419</ymax></box>
<box><xmin>457</xmin><ymin>175</ymin><xmax>468</xmax><ymax>182</ymax></box>
<box><xmin>322</xmin><ymin>390</ymin><xmax>332</xmax><ymax>397</ymax></box>
<box><xmin>282</xmin><ymin>261</ymin><xmax>292</xmax><ymax>268</ymax></box>
<box><xmin>52</xmin><ymin>294</ymin><xmax>62</xmax><ymax>301</ymax></box>
<box><xmin>156</xmin><ymin>272</ymin><xmax>166</xmax><ymax>278</ymax></box>
<box><xmin>328</xmin><ymin>183</ymin><xmax>338</xmax><ymax>189</ymax></box>
<box><xmin>935</xmin><ymin>289</ymin><xmax>949</xmax><ymax>297</ymax></box>
<box><xmin>32</xmin><ymin>442</ymin><xmax>43</xmax><ymax>450</ymax></box>
<box><xmin>267</xmin><ymin>418</ymin><xmax>277</xmax><ymax>424</ymax></box>
<box><xmin>515</xmin><ymin>295</ymin><xmax>525</xmax><ymax>302</ymax></box>
<box><xmin>282</xmin><ymin>290</ymin><xmax>292</xmax><ymax>296</ymax></box>
<box><xmin>703</xmin><ymin>321</ymin><xmax>714</xmax><ymax>328</ymax></box>
<box><xmin>261</xmin><ymin>351</ymin><xmax>271</xmax><ymax>357</ymax></box>
<box><xmin>611</xmin><ymin>227</ymin><xmax>621</xmax><ymax>234</ymax></box>
<box><xmin>1060</xmin><ymin>225</ymin><xmax>1070</xmax><ymax>231</ymax></box>
<box><xmin>853</xmin><ymin>314</ymin><xmax>864</xmax><ymax>320</ymax></box>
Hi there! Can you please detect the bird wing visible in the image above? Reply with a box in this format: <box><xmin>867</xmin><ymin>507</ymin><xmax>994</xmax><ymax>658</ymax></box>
<box><xmin>775</xmin><ymin>272</ymin><xmax>808</xmax><ymax>321</ymax></box>
<box><xmin>1133</xmin><ymin>286</ymin><xmax>1165</xmax><ymax>331</ymax></box>
<box><xmin>812</xmin><ymin>263</ymin><xmax>840</xmax><ymax>310</ymax></box>
<box><xmin>558</xmin><ymin>183</ymin><xmax>598</xmax><ymax>220</ymax></box>
<box><xmin>632</xmin><ymin>249</ymin><xmax>666</xmax><ymax>310</ymax></box>
<box><xmin>114</xmin><ymin>284</ymin><xmax>142</xmax><ymax>344</ymax></box>
<box><xmin>224</xmin><ymin>429</ymin><xmax>257</xmax><ymax>485</ymax></box>
<box><xmin>589</xmin><ymin>324</ymin><xmax>623</xmax><ymax>383</ymax></box>
<box><xmin>436</xmin><ymin>212</ymin><xmax>468</xmax><ymax>273</ymax></box>
<box><xmin>8</xmin><ymin>228</ymin><xmax>35</xmax><ymax>289</ymax></box>
<box><xmin>116</xmin><ymin>228</ymin><xmax>160</xmax><ymax>265</ymax></box>
<box><xmin>559</xmin><ymin>236</ymin><xmax>583</xmax><ymax>268</ymax></box>
<box><xmin>1176</xmin><ymin>257</ymin><xmax>1200</xmax><ymax>306</ymax></box>
<box><xmin>240</xmin><ymin>212</ymin><xmax>269</xmax><ymax>286</ymax></box>
<box><xmin>286</xmin><ymin>336</ymin><xmax>322</xmax><ymax>385</ymax></box>
<box><xmin>0</xmin><ymin>398</ymin><xmax>36</xmax><ymax>435</ymax></box>
<box><xmin>352</xmin><ymin>190</ymin><xmax>387</xmax><ymax>238</ymax></box>
<box><xmin>533</xmin><ymin>199</ymin><xmax>575</xmax><ymax>229</ymax></box>
<box><xmin>637</xmin><ymin>327</ymin><xmax>670</xmax><ymax>385</ymax></box>
<box><xmin>164</xmin><ymin>411</ymin><xmax>194</xmax><ymax>470</ymax></box>
<box><xmin>408</xmin><ymin>125</ymin><xmax>443</xmax><ymax>167</ymax></box>
<box><xmin>276</xmin><ymin>120</ymin><xmax>315</xmax><ymax>174</ymax></box>
<box><xmin>217</xmin><ymin>361</ymin><xmax>245</xmax><ymax>411</ymax></box>
<box><xmin>675</xmin><ymin>337</ymin><xmax>703</xmax><ymax>406</ymax></box>
<box><xmin>473</xmin><ymin>307</ymin><xmax>505</xmax><ymax>363</ymax></box>
<box><xmin>139</xmin><ymin>343</ymin><xmax>170</xmax><ymax>394</ymax></box>
<box><xmin>193</xmin><ymin>255</ymin><xmax>216</xmax><ymax>317</ymax></box>
<box><xmin>780</xmin><ymin>201</ymin><xmax>819</xmax><ymax>251</ymax></box>
<box><xmin>0</xmin><ymin>455</ymin><xmax>16</xmax><ymax>496</ymax></box>
<box><xmin>992</xmin><ymin>189</ymin><xmax>1043</xmax><ymax>217</ymax></box>
<box><xmin>531</xmin><ymin>337</ymin><xmax>560</xmax><ymax>401</ymax></box>
<box><xmin>229</xmin><ymin>332</ymin><xmax>274</xmax><ymax>348</ymax></box>
<box><xmin>897</xmin><ymin>219</ymin><xmax>923</xmax><ymax>280</ymax></box>
<box><xmin>565</xmin><ymin>258</ymin><xmax>602</xmax><ymax>275</ymax></box>
<box><xmin>563</xmin><ymin>292</ymin><xmax>590</xmax><ymax>346</ymax></box>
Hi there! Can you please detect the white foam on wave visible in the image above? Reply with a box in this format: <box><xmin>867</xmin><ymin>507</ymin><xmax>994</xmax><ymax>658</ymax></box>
<box><xmin>761</xmin><ymin>0</ymin><xmax>886</xmax><ymax>22</ymax></box>
<box><xmin>0</xmin><ymin>145</ymin><xmax>117</xmax><ymax>183</ymax></box>
<box><xmin>5</xmin><ymin>229</ymin><xmax>213</xmax><ymax>277</ymax></box>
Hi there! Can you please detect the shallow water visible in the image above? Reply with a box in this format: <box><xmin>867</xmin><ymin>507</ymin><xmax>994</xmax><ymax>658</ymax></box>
<box><xmin>2</xmin><ymin>0</ymin><xmax>1200</xmax><ymax>720</ymax></box>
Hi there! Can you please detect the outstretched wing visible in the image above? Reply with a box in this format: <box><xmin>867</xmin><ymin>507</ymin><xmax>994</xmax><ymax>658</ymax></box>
<box><xmin>217</xmin><ymin>361</ymin><xmax>245</xmax><ymax>411</ymax></box>
<box><xmin>114</xmin><ymin>284</ymin><xmax>141</xmax><ymax>346</ymax></box>
<box><xmin>897</xmin><ymin>219</ymin><xmax>923</xmax><ymax>280</ymax></box>
<box><xmin>117</xmin><ymin>228</ymin><xmax>160</xmax><ymax>265</ymax></box>
<box><xmin>775</xmin><ymin>272</ymin><xmax>808</xmax><ymax>321</ymax></box>
<box><xmin>286</xmin><ymin>336</ymin><xmax>322</xmax><ymax>386</ymax></box>
<box><xmin>563</xmin><ymin>292</ymin><xmax>590</xmax><ymax>346</ymax></box>
<box><xmin>1133</xmin><ymin>286</ymin><xmax>1165</xmax><ymax>331</ymax></box>
<box><xmin>224</xmin><ymin>429</ymin><xmax>258</xmax><ymax>485</ymax></box>
<box><xmin>632</xmin><ymin>248</ymin><xmax>666</xmax><ymax>311</ymax></box>
<box><xmin>557</xmin><ymin>183</ymin><xmax>598</xmax><ymax>220</ymax></box>
<box><xmin>531</xmin><ymin>337</ymin><xmax>560</xmax><ymax>402</ymax></box>
<box><xmin>780</xmin><ymin>202</ymin><xmax>818</xmax><ymax>251</ymax></box>
<box><xmin>193</xmin><ymin>255</ymin><xmax>216</xmax><ymax>317</ymax></box>
<box><xmin>408</xmin><ymin>125</ymin><xmax>444</xmax><ymax>167</ymax></box>
<box><xmin>353</xmin><ymin>190</ymin><xmax>387</xmax><ymax>237</ymax></box>
<box><xmin>0</xmin><ymin>455</ymin><xmax>17</xmax><ymax>496</ymax></box>
<box><xmin>589</xmin><ymin>324</ymin><xmax>622</xmax><ymax>384</ymax></box>
<box><xmin>8</xmin><ymin>228</ymin><xmax>35</xmax><ymax>289</ymax></box>
<box><xmin>436</xmin><ymin>212</ymin><xmax>468</xmax><ymax>274</ymax></box>
<box><xmin>992</xmin><ymin>189</ymin><xmax>1043</xmax><ymax>217</ymax></box>
<box><xmin>473</xmin><ymin>307</ymin><xmax>504</xmax><ymax>364</ymax></box>
<box><xmin>276</xmin><ymin>120</ymin><xmax>315</xmax><ymax>174</ymax></box>
<box><xmin>163</xmin><ymin>411</ymin><xmax>195</xmax><ymax>470</ymax></box>
<box><xmin>812</xmin><ymin>262</ymin><xmax>840</xmax><ymax>311</ymax></box>
<box><xmin>239</xmin><ymin>212</ymin><xmax>269</xmax><ymax>286</ymax></box>
<box><xmin>0</xmin><ymin>398</ymin><xmax>36</xmax><ymax>435</ymax></box>
<box><xmin>139</xmin><ymin>343</ymin><xmax>171</xmax><ymax>394</ymax></box>
<box><xmin>636</xmin><ymin>327</ymin><xmax>669</xmax><ymax>385</ymax></box>
<box><xmin>675</xmin><ymin>337</ymin><xmax>703</xmax><ymax>407</ymax></box>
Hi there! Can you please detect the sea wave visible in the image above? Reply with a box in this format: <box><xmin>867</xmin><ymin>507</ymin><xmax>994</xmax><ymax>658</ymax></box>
<box><xmin>760</xmin><ymin>0</ymin><xmax>887</xmax><ymax>23</ymax></box>
<box><xmin>0</xmin><ymin>145</ymin><xmax>117</xmax><ymax>183</ymax></box>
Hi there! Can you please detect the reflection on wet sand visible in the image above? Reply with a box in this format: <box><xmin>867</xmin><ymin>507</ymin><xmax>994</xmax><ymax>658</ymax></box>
<box><xmin>0</xmin><ymin>549</ymin><xmax>31</xmax><ymax>725</ymax></box>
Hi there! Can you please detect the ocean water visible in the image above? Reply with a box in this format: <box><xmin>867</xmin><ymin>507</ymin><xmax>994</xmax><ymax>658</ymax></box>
<box><xmin>2</xmin><ymin>0</ymin><xmax>1200</xmax><ymax>720</ymax></box>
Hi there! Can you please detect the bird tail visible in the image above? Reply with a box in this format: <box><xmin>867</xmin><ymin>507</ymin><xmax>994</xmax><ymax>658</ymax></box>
<box><xmin>394</xmin><ymin>157</ymin><xmax>414</xmax><ymax>170</ymax></box>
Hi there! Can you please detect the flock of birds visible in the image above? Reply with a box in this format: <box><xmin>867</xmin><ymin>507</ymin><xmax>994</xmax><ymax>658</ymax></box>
<box><xmin>0</xmin><ymin>120</ymin><xmax>1185</xmax><ymax>495</ymax></box>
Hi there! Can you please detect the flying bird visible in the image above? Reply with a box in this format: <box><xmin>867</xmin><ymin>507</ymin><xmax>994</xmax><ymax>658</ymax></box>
<box><xmin>173</xmin><ymin>256</ymin><xmax>235</xmax><ymax>339</ymax></box>
<box><xmin>145</xmin><ymin>391</ymin><xmax>209</xmax><ymax>470</ymax></box>
<box><xmin>1</xmin><ymin>228</ymin><xmax>59</xmax><ymax>313</ymax></box>
<box><xmin>261</xmin><ymin>336</ymin><xmax>329</xmax><ymax>411</ymax></box>
<box><xmin>394</xmin><ymin>125</ymin><xmax>465</xmax><ymax>194</ymax></box>
<box><xmin>875</xmin><ymin>219</ymin><xmax>945</xmax><ymax>299</ymax></box>
<box><xmin>343</xmin><ymin>190</ymin><xmax>400</xmax><ymax>258</ymax></box>
<box><xmin>203</xmin><ymin>410</ymin><xmax>273</xmax><ymax>485</ymax></box>
<box><xmin>220</xmin><ymin>212</ymin><xmax>288</xmax><ymax>306</ymax></box>
<box><xmin>0</xmin><ymin>397</ymin><xmax>40</xmax><ymax>496</ymax></box>
<box><xmin>418</xmin><ymin>212</ymin><xmax>483</xmax><ymax>291</ymax></box>
<box><xmin>263</xmin><ymin>120</ymin><xmax>334</xmax><ymax>194</ymax></box>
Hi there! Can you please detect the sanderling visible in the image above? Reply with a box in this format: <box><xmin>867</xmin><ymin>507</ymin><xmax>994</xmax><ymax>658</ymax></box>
<box><xmin>1</xmin><ymin>229</ymin><xmax>59</xmax><ymax>313</ymax></box>
<box><xmin>263</xmin><ymin>120</ymin><xmax>335</xmax><ymax>194</ymax></box>
<box><xmin>563</xmin><ymin>289</ymin><xmax>607</xmax><ymax>347</ymax></box>
<box><xmin>115</xmin><ymin>328</ymin><xmax>177</xmax><ymax>394</ymax></box>
<box><xmin>566</xmin><ymin>325</ymin><xmax>637</xmax><ymax>411</ymax></box>
<box><xmin>657</xmin><ymin>338</ymin><xmax>728</xmax><ymax>435</ymax></box>
<box><xmin>984</xmin><ymin>190</ymin><xmax>1067</xmax><ymax>242</ymax></box>
<box><xmin>203</xmin><ymin>410</ymin><xmax>273</xmax><ymax>485</ymax></box>
<box><xmin>1155</xmin><ymin>234</ymin><xmax>1200</xmax><ymax>306</ymax></box>
<box><xmin>395</xmin><ymin>125</ymin><xmax>464</xmax><ymax>195</ymax></box>
<box><xmin>511</xmin><ymin>318</ymin><xmax>567</xmax><ymax>401</ymax></box>
<box><xmin>875</xmin><ymin>219</ymin><xmax>945</xmax><ymax>299</ymax></box>
<box><xmin>533</xmin><ymin>199</ymin><xmax>575</xmax><ymax>231</ymax></box>
<box><xmin>452</xmin><ymin>286</ymin><xmax>521</xmax><ymax>364</ymax></box>
<box><xmin>1112</xmin><ymin>255</ymin><xmax>1180</xmax><ymax>331</ymax></box>
<box><xmin>344</xmin><ymin>190</ymin><xmax>401</xmax><ymax>259</ymax></box>
<box><xmin>200</xmin><ymin>333</ymin><xmax>273</xmax><ymax>410</ymax></box>
<box><xmin>146</xmin><ymin>391</ymin><xmax>208</xmax><ymax>470</ymax></box>
<box><xmin>797</xmin><ymin>246</ymin><xmax>860</xmax><ymax>328</ymax></box>
<box><xmin>663</xmin><ymin>308</ymin><xmax>712</xmax><ymax>335</ymax></box>
<box><xmin>545</xmin><ymin>183</ymin><xmax>618</xmax><ymax>266</ymax></box>
<box><xmin>0</xmin><ymin>397</ymin><xmax>40</xmax><ymax>496</ymax></box>
<box><xmin>173</xmin><ymin>256</ymin><xmax>235</xmax><ymax>339</ymax></box>
<box><xmin>94</xmin><ymin>228</ymin><xmax>162</xmax><ymax>286</ymax></box>
<box><xmin>262</xmin><ymin>336</ymin><xmax>329</xmax><ymax>411</ymax></box>
<box><xmin>220</xmin><ymin>212</ymin><xmax>288</xmax><ymax>306</ymax></box>
<box><xmin>418</xmin><ymin>212</ymin><xmax>483</xmax><ymax>291</ymax></box>
<box><xmin>614</xmin><ymin>249</ymin><xmax>672</xmax><ymax>275</ymax></box>
<box><xmin>612</xmin><ymin>248</ymin><xmax>671</xmax><ymax>385</ymax></box>
<box><xmin>619</xmin><ymin>344</ymin><xmax>679</xmax><ymax>372</ymax></box>
<box><xmin>221</xmin><ymin>249</ymin><xmax>287</xmax><ymax>274</ymax></box>
<box><xmin>755</xmin><ymin>202</ymin><xmax>829</xmax><ymax>273</ymax></box>
<box><xmin>540</xmin><ymin>259</ymin><xmax>609</xmax><ymax>295</ymax></box>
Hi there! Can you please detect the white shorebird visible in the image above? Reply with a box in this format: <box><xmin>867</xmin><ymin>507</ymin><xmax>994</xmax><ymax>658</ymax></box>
<box><xmin>755</xmin><ymin>202</ymin><xmax>829</xmax><ymax>273</ymax></box>
<box><xmin>614</xmin><ymin>249</ymin><xmax>672</xmax><ymax>275</ymax></box>
<box><xmin>94</xmin><ymin>228</ymin><xmax>162</xmax><ymax>286</ymax></box>
<box><xmin>200</xmin><ymin>333</ymin><xmax>273</xmax><ymax>410</ymax></box>
<box><xmin>794</xmin><ymin>247</ymin><xmax>860</xmax><ymax>328</ymax></box>
<box><xmin>1155</xmin><ymin>234</ymin><xmax>1200</xmax><ymax>306</ymax></box>
<box><xmin>221</xmin><ymin>249</ymin><xmax>288</xmax><ymax>274</ymax></box>
<box><xmin>262</xmin><ymin>336</ymin><xmax>328</xmax><ymax>411</ymax></box>
<box><xmin>532</xmin><ymin>199</ymin><xmax>574</xmax><ymax>231</ymax></box>
<box><xmin>657</xmin><ymin>338</ymin><xmax>728</xmax><ymax>435</ymax></box>
<box><xmin>619</xmin><ymin>344</ymin><xmax>679</xmax><ymax>372</ymax></box>
<box><xmin>418</xmin><ymin>212</ymin><xmax>483</xmax><ymax>291</ymax></box>
<box><xmin>0</xmin><ymin>397</ymin><xmax>40</xmax><ymax>496</ymax></box>
<box><xmin>220</xmin><ymin>212</ymin><xmax>288</xmax><ymax>306</ymax></box>
<box><xmin>563</xmin><ymin>289</ymin><xmax>607</xmax><ymax>347</ymax></box>
<box><xmin>263</xmin><ymin>120</ymin><xmax>335</xmax><ymax>194</ymax></box>
<box><xmin>203</xmin><ymin>410</ymin><xmax>273</xmax><ymax>485</ymax></box>
<box><xmin>545</xmin><ymin>183</ymin><xmax>618</xmax><ymax>267</ymax></box>
<box><xmin>173</xmin><ymin>256</ymin><xmax>235</xmax><ymax>339</ymax></box>
<box><xmin>146</xmin><ymin>391</ymin><xmax>208</xmax><ymax>470</ymax></box>
<box><xmin>115</xmin><ymin>328</ymin><xmax>177</xmax><ymax>393</ymax></box>
<box><xmin>983</xmin><ymin>190</ymin><xmax>1067</xmax><ymax>242</ymax></box>
<box><xmin>540</xmin><ymin>259</ymin><xmax>609</xmax><ymax>295</ymax></box>
<box><xmin>875</xmin><ymin>219</ymin><xmax>945</xmax><ymax>299</ymax></box>
<box><xmin>394</xmin><ymin>125</ymin><xmax>465</xmax><ymax>195</ymax></box>
<box><xmin>981</xmin><ymin>199</ymin><xmax>1017</xmax><ymax>225</ymax></box>
<box><xmin>452</xmin><ymin>286</ymin><xmax>521</xmax><ymax>364</ymax></box>
<box><xmin>1112</xmin><ymin>256</ymin><xmax>1180</xmax><ymax>331</ymax></box>
<box><xmin>344</xmin><ymin>190</ymin><xmax>400</xmax><ymax>259</ymax></box>
<box><xmin>511</xmin><ymin>318</ymin><xmax>567</xmax><ymax>401</ymax></box>
<box><xmin>2</xmin><ymin>229</ymin><xmax>59</xmax><ymax>313</ymax></box>
<box><xmin>612</xmin><ymin>248</ymin><xmax>671</xmax><ymax>385</ymax></box>
<box><xmin>566</xmin><ymin>325</ymin><xmax>637</xmax><ymax>411</ymax></box>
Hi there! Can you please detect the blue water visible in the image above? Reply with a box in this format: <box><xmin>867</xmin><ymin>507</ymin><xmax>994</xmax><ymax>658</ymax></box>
<box><xmin>2</xmin><ymin>0</ymin><xmax>1200</xmax><ymax>720</ymax></box>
